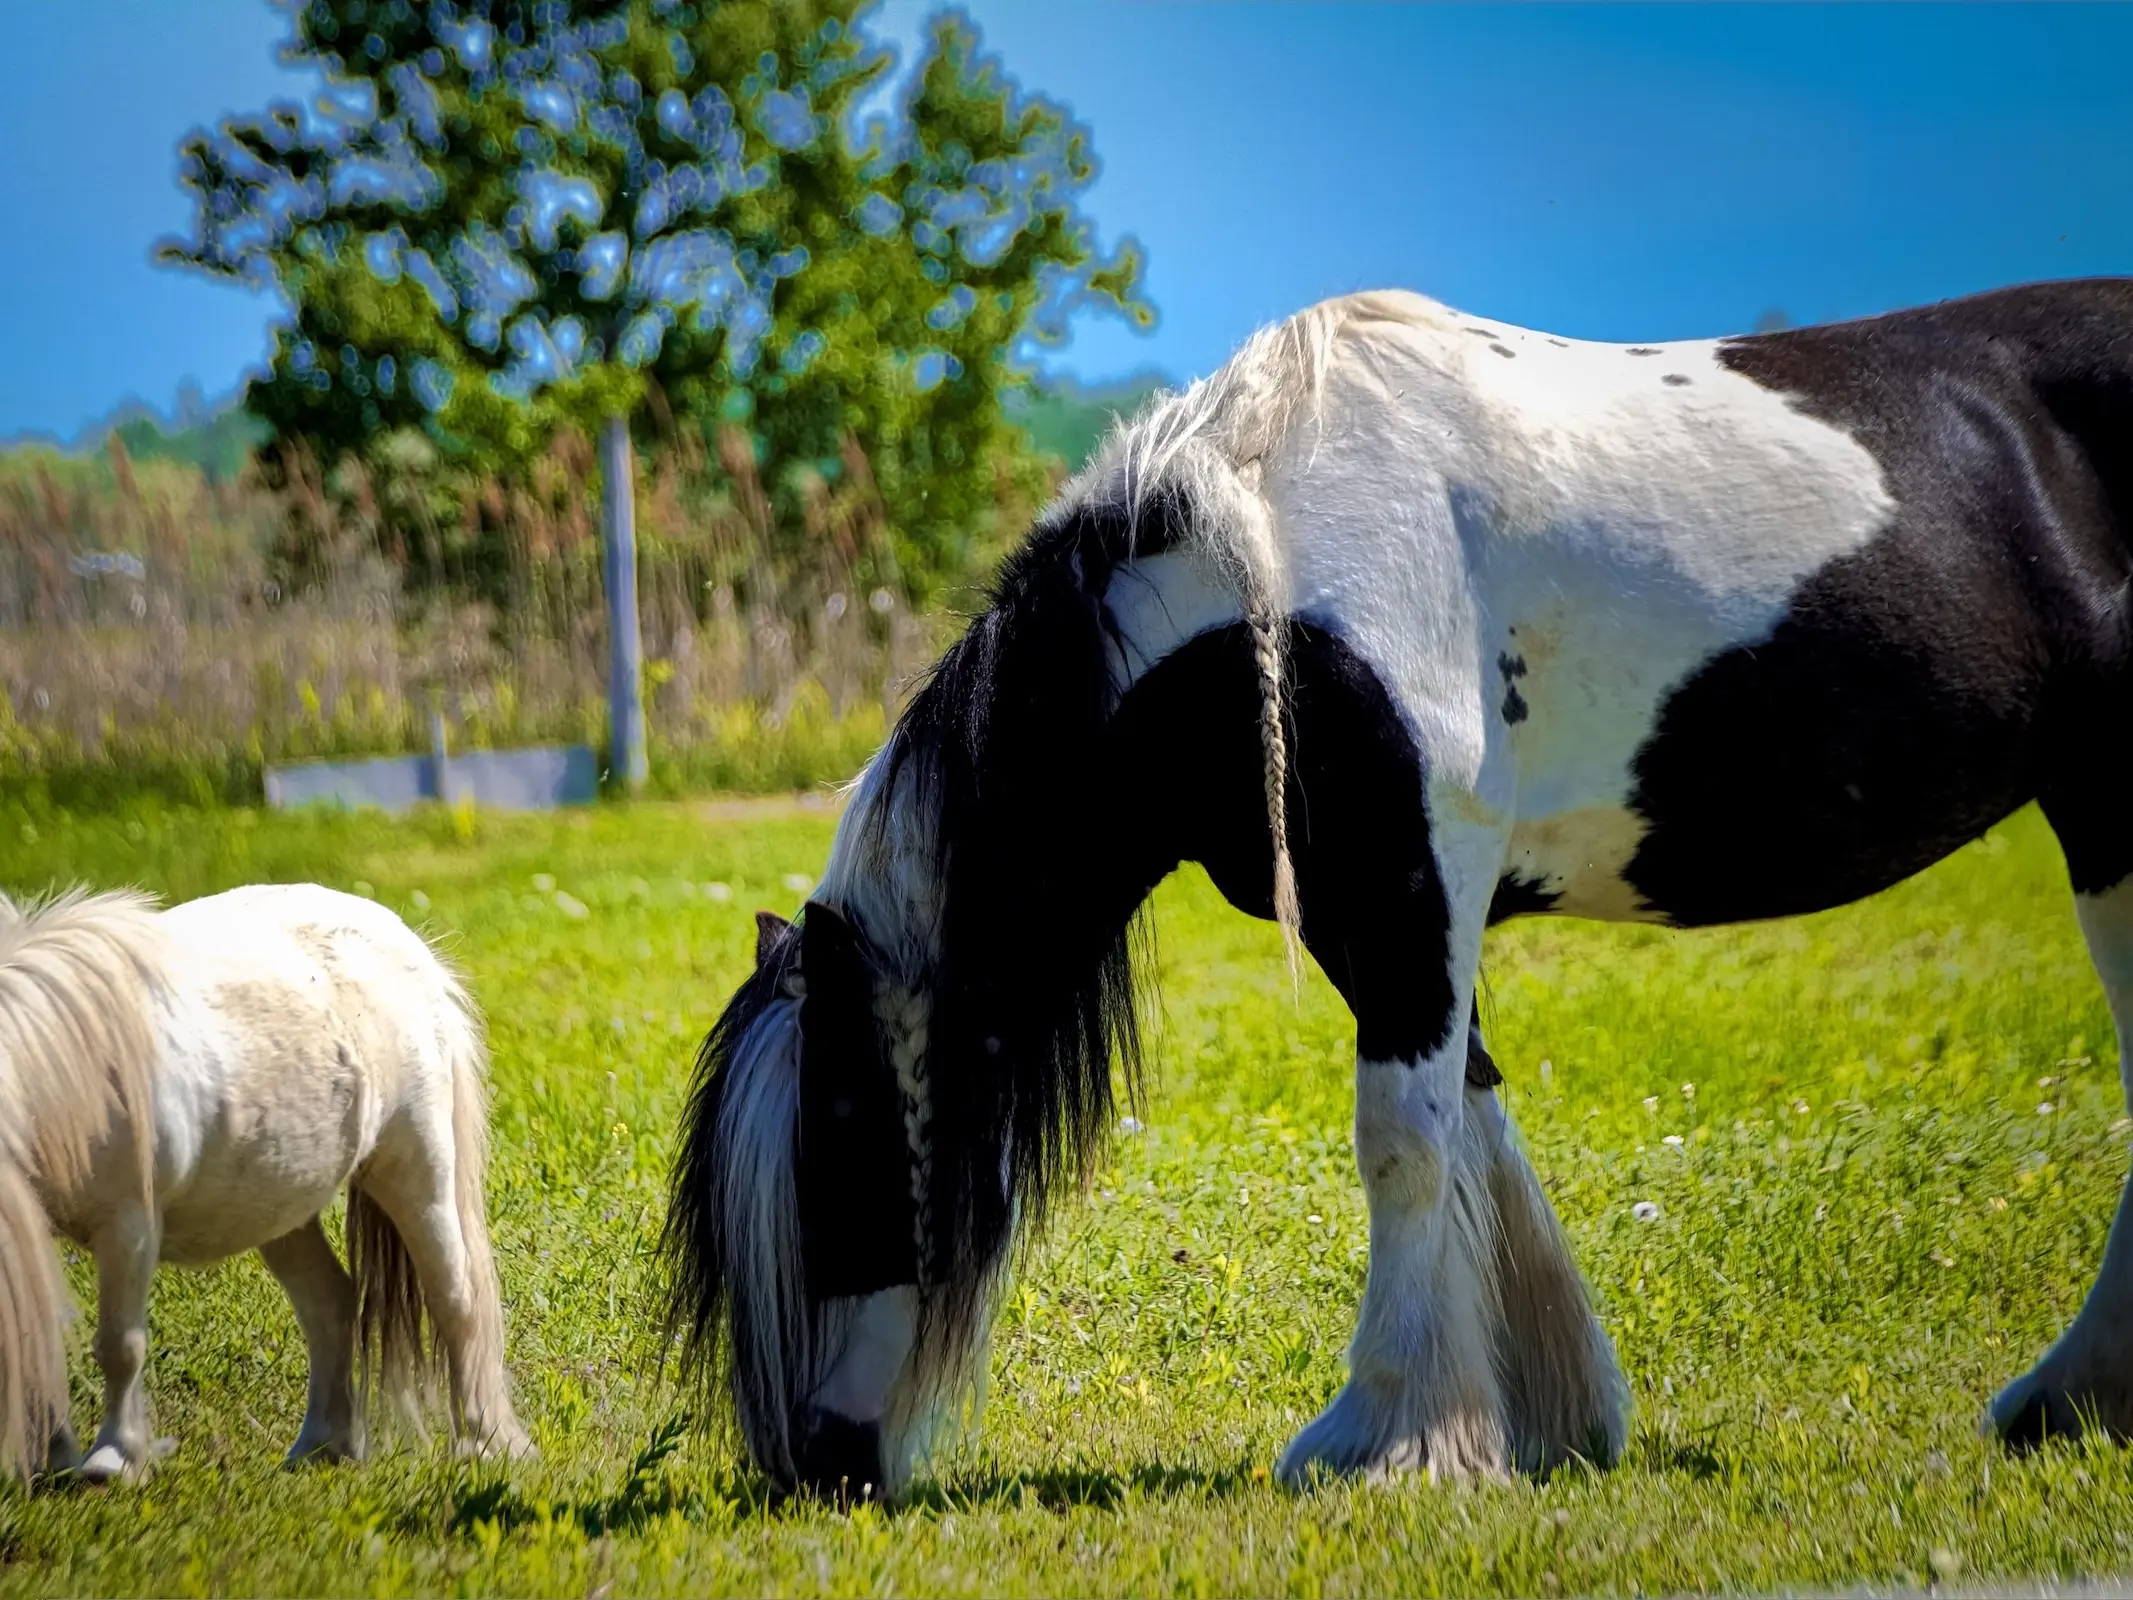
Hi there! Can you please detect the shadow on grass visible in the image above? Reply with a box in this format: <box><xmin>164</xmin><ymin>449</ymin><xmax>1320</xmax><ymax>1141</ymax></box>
<box><xmin>428</xmin><ymin>1420</ymin><xmax>1268</xmax><ymax>1541</ymax></box>
<box><xmin>903</xmin><ymin>1458</ymin><xmax>1261</xmax><ymax>1514</ymax></box>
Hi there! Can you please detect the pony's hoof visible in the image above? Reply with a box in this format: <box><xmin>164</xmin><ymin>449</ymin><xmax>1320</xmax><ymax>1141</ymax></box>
<box><xmin>457</xmin><ymin>1421</ymin><xmax>536</xmax><ymax>1462</ymax></box>
<box><xmin>76</xmin><ymin>1445</ymin><xmax>137</xmax><ymax>1484</ymax></box>
<box><xmin>283</xmin><ymin>1435</ymin><xmax>363</xmax><ymax>1468</ymax></box>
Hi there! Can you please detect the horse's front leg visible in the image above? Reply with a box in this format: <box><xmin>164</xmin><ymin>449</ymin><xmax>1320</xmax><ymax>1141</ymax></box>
<box><xmin>1277</xmin><ymin>808</ymin><xmax>1511</xmax><ymax>1484</ymax></box>
<box><xmin>79</xmin><ymin>1200</ymin><xmax>165</xmax><ymax>1482</ymax></box>
<box><xmin>1991</xmin><ymin>870</ymin><xmax>2133</xmax><ymax>1442</ymax></box>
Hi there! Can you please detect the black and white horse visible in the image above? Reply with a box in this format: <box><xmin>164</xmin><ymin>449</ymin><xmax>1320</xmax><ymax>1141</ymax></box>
<box><xmin>665</xmin><ymin>279</ymin><xmax>2133</xmax><ymax>1498</ymax></box>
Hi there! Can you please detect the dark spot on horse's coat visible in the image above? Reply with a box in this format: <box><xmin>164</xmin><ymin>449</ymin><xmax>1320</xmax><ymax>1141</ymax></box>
<box><xmin>1498</xmin><ymin>651</ymin><xmax>1528</xmax><ymax>680</ymax></box>
<box><xmin>1502</xmin><ymin>684</ymin><xmax>1529</xmax><ymax>724</ymax></box>
<box><xmin>1662</xmin><ymin>373</ymin><xmax>1692</xmax><ymax>386</ymax></box>
<box><xmin>1627</xmin><ymin>346</ymin><xmax>1662</xmax><ymax>356</ymax></box>
<box><xmin>1488</xmin><ymin>870</ymin><xmax>1561</xmax><ymax>924</ymax></box>
<box><xmin>1465</xmin><ymin>327</ymin><xmax>1497</xmax><ymax>338</ymax></box>
<box><xmin>1547</xmin><ymin>337</ymin><xmax>1569</xmax><ymax>348</ymax></box>
<box><xmin>1490</xmin><ymin>344</ymin><xmax>1516</xmax><ymax>360</ymax></box>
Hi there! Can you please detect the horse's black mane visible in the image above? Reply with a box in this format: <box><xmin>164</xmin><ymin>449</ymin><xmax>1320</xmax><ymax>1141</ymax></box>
<box><xmin>869</xmin><ymin>495</ymin><xmax>1191</xmax><ymax>1316</ymax></box>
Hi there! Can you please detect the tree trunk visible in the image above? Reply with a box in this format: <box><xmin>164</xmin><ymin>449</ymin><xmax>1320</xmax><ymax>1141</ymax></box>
<box><xmin>599</xmin><ymin>414</ymin><xmax>649</xmax><ymax>792</ymax></box>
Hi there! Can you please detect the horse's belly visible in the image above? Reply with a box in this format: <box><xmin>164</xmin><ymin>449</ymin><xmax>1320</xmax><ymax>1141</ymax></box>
<box><xmin>1502</xmin><ymin>805</ymin><xmax>1663</xmax><ymax>923</ymax></box>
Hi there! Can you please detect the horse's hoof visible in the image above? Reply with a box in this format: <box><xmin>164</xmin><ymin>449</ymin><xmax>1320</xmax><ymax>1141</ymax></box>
<box><xmin>1989</xmin><ymin>1369</ymin><xmax>2088</xmax><ymax>1451</ymax></box>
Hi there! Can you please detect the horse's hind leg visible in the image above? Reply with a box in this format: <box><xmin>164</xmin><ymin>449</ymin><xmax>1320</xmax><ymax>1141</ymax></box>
<box><xmin>259</xmin><ymin>1215</ymin><xmax>364</xmax><ymax>1464</ymax></box>
<box><xmin>1990</xmin><ymin>863</ymin><xmax>2133</xmax><ymax>1444</ymax></box>
<box><xmin>357</xmin><ymin>1119</ymin><xmax>529</xmax><ymax>1458</ymax></box>
<box><xmin>79</xmin><ymin>1199</ymin><xmax>162</xmax><ymax>1482</ymax></box>
<box><xmin>1463</xmin><ymin>1038</ymin><xmax>1630</xmax><ymax>1470</ymax></box>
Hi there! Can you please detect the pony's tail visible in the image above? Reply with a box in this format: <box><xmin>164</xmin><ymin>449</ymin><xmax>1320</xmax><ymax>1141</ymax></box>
<box><xmin>347</xmin><ymin>1184</ymin><xmax>431</xmax><ymax>1424</ymax></box>
<box><xmin>439</xmin><ymin>976</ymin><xmax>514</xmax><ymax>1442</ymax></box>
<box><xmin>349</xmin><ymin>962</ymin><xmax>514</xmax><ymax>1446</ymax></box>
<box><xmin>0</xmin><ymin>1148</ymin><xmax>68</xmax><ymax>1481</ymax></box>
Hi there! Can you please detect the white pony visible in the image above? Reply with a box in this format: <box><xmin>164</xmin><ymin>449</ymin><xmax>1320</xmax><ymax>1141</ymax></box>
<box><xmin>0</xmin><ymin>882</ymin><xmax>530</xmax><ymax>1482</ymax></box>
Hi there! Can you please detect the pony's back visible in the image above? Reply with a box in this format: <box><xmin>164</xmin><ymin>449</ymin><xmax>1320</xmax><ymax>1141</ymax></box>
<box><xmin>0</xmin><ymin>888</ymin><xmax>167</xmax><ymax>1478</ymax></box>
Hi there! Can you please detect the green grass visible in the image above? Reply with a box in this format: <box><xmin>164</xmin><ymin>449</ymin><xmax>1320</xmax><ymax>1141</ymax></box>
<box><xmin>1</xmin><ymin>798</ymin><xmax>2130</xmax><ymax>1596</ymax></box>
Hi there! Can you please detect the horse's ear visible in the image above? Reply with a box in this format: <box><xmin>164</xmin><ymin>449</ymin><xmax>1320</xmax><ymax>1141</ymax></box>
<box><xmin>798</xmin><ymin>900</ymin><xmax>856</xmax><ymax>966</ymax></box>
<box><xmin>754</xmin><ymin>909</ymin><xmax>792</xmax><ymax>969</ymax></box>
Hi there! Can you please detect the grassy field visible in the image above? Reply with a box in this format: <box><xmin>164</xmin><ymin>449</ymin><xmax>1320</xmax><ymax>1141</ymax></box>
<box><xmin>1</xmin><ymin>797</ymin><xmax>2130</xmax><ymax>1596</ymax></box>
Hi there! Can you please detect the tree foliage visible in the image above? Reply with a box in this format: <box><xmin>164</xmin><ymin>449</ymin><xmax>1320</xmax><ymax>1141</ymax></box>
<box><xmin>164</xmin><ymin>0</ymin><xmax>1150</xmax><ymax>601</ymax></box>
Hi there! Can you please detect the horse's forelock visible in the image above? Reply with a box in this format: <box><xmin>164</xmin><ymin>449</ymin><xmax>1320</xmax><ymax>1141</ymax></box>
<box><xmin>664</xmin><ymin>951</ymin><xmax>820</xmax><ymax>1484</ymax></box>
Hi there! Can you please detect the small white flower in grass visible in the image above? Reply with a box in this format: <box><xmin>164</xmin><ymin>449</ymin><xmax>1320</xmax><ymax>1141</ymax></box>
<box><xmin>2037</xmin><ymin>1101</ymin><xmax>2055</xmax><ymax>1115</ymax></box>
<box><xmin>1793</xmin><ymin>1099</ymin><xmax>1811</xmax><ymax>1115</ymax></box>
<box><xmin>703</xmin><ymin>881</ymin><xmax>732</xmax><ymax>902</ymax></box>
<box><xmin>1117</xmin><ymin>1116</ymin><xmax>1143</xmax><ymax>1135</ymax></box>
<box><xmin>1663</xmin><ymin>1134</ymin><xmax>1685</xmax><ymax>1149</ymax></box>
<box><xmin>532</xmin><ymin>873</ymin><xmax>556</xmax><ymax>893</ymax></box>
<box><xmin>1306</xmin><ymin>1214</ymin><xmax>1323</xmax><ymax>1225</ymax></box>
<box><xmin>410</xmin><ymin>889</ymin><xmax>431</xmax><ymax>912</ymax></box>
<box><xmin>1631</xmin><ymin>1200</ymin><xmax>1661</xmax><ymax>1223</ymax></box>
<box><xmin>1642</xmin><ymin>1096</ymin><xmax>1659</xmax><ymax>1113</ymax></box>
<box><xmin>353</xmin><ymin>880</ymin><xmax>374</xmax><ymax>898</ymax></box>
<box><xmin>783</xmin><ymin>872</ymin><xmax>814</xmax><ymax>894</ymax></box>
<box><xmin>554</xmin><ymin>891</ymin><xmax>589</xmax><ymax>919</ymax></box>
<box><xmin>2111</xmin><ymin>1117</ymin><xmax>2132</xmax><ymax>1137</ymax></box>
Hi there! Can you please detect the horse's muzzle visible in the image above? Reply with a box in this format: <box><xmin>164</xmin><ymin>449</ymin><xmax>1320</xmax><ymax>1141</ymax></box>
<box><xmin>790</xmin><ymin>1405</ymin><xmax>886</xmax><ymax>1505</ymax></box>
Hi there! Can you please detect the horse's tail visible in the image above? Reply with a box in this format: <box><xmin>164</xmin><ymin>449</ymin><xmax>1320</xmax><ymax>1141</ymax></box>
<box><xmin>347</xmin><ymin>939</ymin><xmax>511</xmax><ymax>1440</ymax></box>
<box><xmin>0</xmin><ymin>887</ymin><xmax>165</xmax><ymax>1478</ymax></box>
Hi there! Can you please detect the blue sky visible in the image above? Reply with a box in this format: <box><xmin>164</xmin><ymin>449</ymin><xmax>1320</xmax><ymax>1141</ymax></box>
<box><xmin>6</xmin><ymin>2</ymin><xmax>2133</xmax><ymax>442</ymax></box>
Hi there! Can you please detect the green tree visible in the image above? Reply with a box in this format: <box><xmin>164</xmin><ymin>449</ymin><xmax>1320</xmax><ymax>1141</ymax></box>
<box><xmin>163</xmin><ymin>0</ymin><xmax>1149</xmax><ymax>789</ymax></box>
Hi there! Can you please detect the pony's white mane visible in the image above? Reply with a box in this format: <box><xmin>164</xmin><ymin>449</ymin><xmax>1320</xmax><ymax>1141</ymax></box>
<box><xmin>0</xmin><ymin>887</ymin><xmax>166</xmax><ymax>1203</ymax></box>
<box><xmin>0</xmin><ymin>887</ymin><xmax>167</xmax><ymax>1477</ymax></box>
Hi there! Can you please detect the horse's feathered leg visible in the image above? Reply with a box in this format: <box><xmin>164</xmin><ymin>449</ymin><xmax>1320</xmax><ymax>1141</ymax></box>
<box><xmin>1464</xmin><ymin>1074</ymin><xmax>1630</xmax><ymax>1470</ymax></box>
<box><xmin>1277</xmin><ymin>806</ymin><xmax>1512</xmax><ymax>1484</ymax></box>
<box><xmin>79</xmin><ymin>1199</ymin><xmax>160</xmax><ymax>1482</ymax></box>
<box><xmin>260</xmin><ymin>1215</ymin><xmax>365</xmax><ymax>1465</ymax></box>
<box><xmin>1991</xmin><ymin>872</ymin><xmax>2133</xmax><ymax>1444</ymax></box>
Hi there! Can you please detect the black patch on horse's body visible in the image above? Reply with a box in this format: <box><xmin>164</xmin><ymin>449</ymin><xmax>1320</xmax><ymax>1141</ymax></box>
<box><xmin>1107</xmin><ymin>621</ymin><xmax>1457</xmax><ymax>1065</ymax></box>
<box><xmin>1626</xmin><ymin>280</ymin><xmax>2133</xmax><ymax>922</ymax></box>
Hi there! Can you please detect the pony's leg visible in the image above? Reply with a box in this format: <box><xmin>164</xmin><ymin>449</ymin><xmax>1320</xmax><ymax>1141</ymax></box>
<box><xmin>45</xmin><ymin>1419</ymin><xmax>81</xmax><ymax>1476</ymax></box>
<box><xmin>1277</xmin><ymin>811</ymin><xmax>1510</xmax><ymax>1485</ymax></box>
<box><xmin>1991</xmin><ymin>873</ymin><xmax>2133</xmax><ymax>1442</ymax></box>
<box><xmin>1463</xmin><ymin>1068</ymin><xmax>1631</xmax><ymax>1470</ymax></box>
<box><xmin>79</xmin><ymin>1201</ymin><xmax>160</xmax><ymax>1482</ymax></box>
<box><xmin>259</xmin><ymin>1215</ymin><xmax>365</xmax><ymax>1464</ymax></box>
<box><xmin>358</xmin><ymin>1129</ymin><xmax>529</xmax><ymax>1458</ymax></box>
